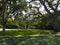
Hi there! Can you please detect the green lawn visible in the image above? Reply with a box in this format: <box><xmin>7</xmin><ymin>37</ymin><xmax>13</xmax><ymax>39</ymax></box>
<box><xmin>0</xmin><ymin>29</ymin><xmax>53</xmax><ymax>36</ymax></box>
<box><xmin>0</xmin><ymin>30</ymin><xmax>60</xmax><ymax>45</ymax></box>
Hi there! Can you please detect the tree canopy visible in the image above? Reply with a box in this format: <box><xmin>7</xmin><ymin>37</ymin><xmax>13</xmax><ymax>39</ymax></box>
<box><xmin>0</xmin><ymin>0</ymin><xmax>60</xmax><ymax>32</ymax></box>
<box><xmin>0</xmin><ymin>0</ymin><xmax>27</xmax><ymax>31</ymax></box>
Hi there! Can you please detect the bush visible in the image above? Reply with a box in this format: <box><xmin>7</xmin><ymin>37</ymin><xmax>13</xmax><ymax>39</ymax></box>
<box><xmin>5</xmin><ymin>24</ymin><xmax>19</xmax><ymax>29</ymax></box>
<box><xmin>5</xmin><ymin>18</ymin><xmax>19</xmax><ymax>29</ymax></box>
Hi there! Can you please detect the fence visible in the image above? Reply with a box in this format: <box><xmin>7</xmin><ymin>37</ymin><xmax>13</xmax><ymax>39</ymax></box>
<box><xmin>0</xmin><ymin>34</ymin><xmax>60</xmax><ymax>45</ymax></box>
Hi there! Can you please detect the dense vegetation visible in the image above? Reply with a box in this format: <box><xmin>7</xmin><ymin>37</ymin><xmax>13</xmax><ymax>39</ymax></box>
<box><xmin>0</xmin><ymin>0</ymin><xmax>60</xmax><ymax>32</ymax></box>
<box><xmin>0</xmin><ymin>0</ymin><xmax>60</xmax><ymax>45</ymax></box>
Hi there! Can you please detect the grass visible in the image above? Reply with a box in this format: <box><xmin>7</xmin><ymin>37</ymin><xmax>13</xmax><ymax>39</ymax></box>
<box><xmin>0</xmin><ymin>30</ymin><xmax>60</xmax><ymax>45</ymax></box>
<box><xmin>0</xmin><ymin>29</ymin><xmax>53</xmax><ymax>36</ymax></box>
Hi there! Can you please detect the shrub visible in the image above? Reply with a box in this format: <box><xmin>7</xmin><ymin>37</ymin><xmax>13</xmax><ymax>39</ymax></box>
<box><xmin>6</xmin><ymin>24</ymin><xmax>19</xmax><ymax>29</ymax></box>
<box><xmin>5</xmin><ymin>18</ymin><xmax>19</xmax><ymax>29</ymax></box>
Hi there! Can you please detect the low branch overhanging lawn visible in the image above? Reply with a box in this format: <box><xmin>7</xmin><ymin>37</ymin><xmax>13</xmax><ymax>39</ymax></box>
<box><xmin>0</xmin><ymin>29</ymin><xmax>58</xmax><ymax>36</ymax></box>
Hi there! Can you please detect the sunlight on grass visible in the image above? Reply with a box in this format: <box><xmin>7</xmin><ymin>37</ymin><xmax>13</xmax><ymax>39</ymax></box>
<box><xmin>0</xmin><ymin>29</ymin><xmax>52</xmax><ymax>36</ymax></box>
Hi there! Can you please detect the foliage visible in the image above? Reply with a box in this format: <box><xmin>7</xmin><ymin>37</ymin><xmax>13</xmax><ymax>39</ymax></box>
<box><xmin>6</xmin><ymin>18</ymin><xmax>13</xmax><ymax>25</ymax></box>
<box><xmin>38</xmin><ymin>0</ymin><xmax>60</xmax><ymax>32</ymax></box>
<box><xmin>5</xmin><ymin>13</ymin><xmax>54</xmax><ymax>29</ymax></box>
<box><xmin>0</xmin><ymin>0</ymin><xmax>27</xmax><ymax>31</ymax></box>
<box><xmin>5</xmin><ymin>18</ymin><xmax>19</xmax><ymax>29</ymax></box>
<box><xmin>0</xmin><ymin>0</ymin><xmax>60</xmax><ymax>32</ymax></box>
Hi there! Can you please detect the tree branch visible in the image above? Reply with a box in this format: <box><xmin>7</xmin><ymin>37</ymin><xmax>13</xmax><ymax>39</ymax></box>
<box><xmin>45</xmin><ymin>0</ymin><xmax>55</xmax><ymax>12</ymax></box>
<box><xmin>55</xmin><ymin>0</ymin><xmax>60</xmax><ymax>11</ymax></box>
<box><xmin>39</xmin><ymin>0</ymin><xmax>53</xmax><ymax>15</ymax></box>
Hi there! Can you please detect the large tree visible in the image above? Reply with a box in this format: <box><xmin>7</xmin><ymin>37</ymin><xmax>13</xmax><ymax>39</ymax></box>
<box><xmin>39</xmin><ymin>0</ymin><xmax>60</xmax><ymax>32</ymax></box>
<box><xmin>33</xmin><ymin>0</ymin><xmax>60</xmax><ymax>32</ymax></box>
<box><xmin>0</xmin><ymin>0</ymin><xmax>27</xmax><ymax>31</ymax></box>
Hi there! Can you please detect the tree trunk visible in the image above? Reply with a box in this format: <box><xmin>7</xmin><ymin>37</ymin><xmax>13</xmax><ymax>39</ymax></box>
<box><xmin>53</xmin><ymin>14</ymin><xmax>60</xmax><ymax>32</ymax></box>
<box><xmin>2</xmin><ymin>16</ymin><xmax>5</xmax><ymax>31</ymax></box>
<box><xmin>2</xmin><ymin>11</ymin><xmax>5</xmax><ymax>31</ymax></box>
